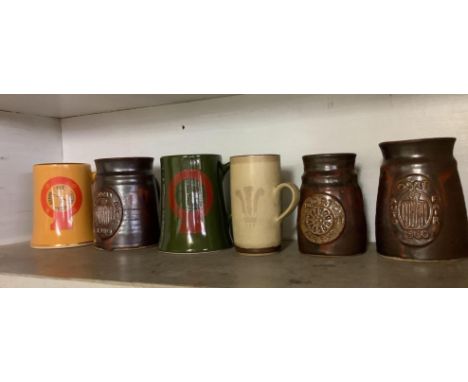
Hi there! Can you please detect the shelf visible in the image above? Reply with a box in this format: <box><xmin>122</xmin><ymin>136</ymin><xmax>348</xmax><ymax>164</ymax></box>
<box><xmin>0</xmin><ymin>242</ymin><xmax>467</xmax><ymax>287</ymax></box>
<box><xmin>0</xmin><ymin>94</ymin><xmax>232</xmax><ymax>118</ymax></box>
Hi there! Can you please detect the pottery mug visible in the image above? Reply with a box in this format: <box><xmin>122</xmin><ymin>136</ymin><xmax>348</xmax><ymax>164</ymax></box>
<box><xmin>31</xmin><ymin>163</ymin><xmax>94</xmax><ymax>248</ymax></box>
<box><xmin>376</xmin><ymin>137</ymin><xmax>468</xmax><ymax>260</ymax></box>
<box><xmin>297</xmin><ymin>153</ymin><xmax>367</xmax><ymax>256</ymax></box>
<box><xmin>93</xmin><ymin>157</ymin><xmax>160</xmax><ymax>250</ymax></box>
<box><xmin>230</xmin><ymin>154</ymin><xmax>300</xmax><ymax>255</ymax></box>
<box><xmin>159</xmin><ymin>154</ymin><xmax>232</xmax><ymax>253</ymax></box>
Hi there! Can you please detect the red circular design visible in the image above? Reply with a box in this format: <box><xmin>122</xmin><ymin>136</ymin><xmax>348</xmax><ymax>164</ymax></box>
<box><xmin>168</xmin><ymin>169</ymin><xmax>214</xmax><ymax>233</ymax></box>
<box><xmin>168</xmin><ymin>169</ymin><xmax>214</xmax><ymax>216</ymax></box>
<box><xmin>40</xmin><ymin>176</ymin><xmax>83</xmax><ymax>217</ymax></box>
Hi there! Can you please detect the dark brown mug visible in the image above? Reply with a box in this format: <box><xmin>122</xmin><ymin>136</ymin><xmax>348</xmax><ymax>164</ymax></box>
<box><xmin>376</xmin><ymin>137</ymin><xmax>468</xmax><ymax>260</ymax></box>
<box><xmin>93</xmin><ymin>157</ymin><xmax>160</xmax><ymax>250</ymax></box>
<box><xmin>297</xmin><ymin>153</ymin><xmax>367</xmax><ymax>255</ymax></box>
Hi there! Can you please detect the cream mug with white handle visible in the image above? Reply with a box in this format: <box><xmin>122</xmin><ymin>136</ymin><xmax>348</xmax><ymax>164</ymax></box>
<box><xmin>230</xmin><ymin>154</ymin><xmax>300</xmax><ymax>255</ymax></box>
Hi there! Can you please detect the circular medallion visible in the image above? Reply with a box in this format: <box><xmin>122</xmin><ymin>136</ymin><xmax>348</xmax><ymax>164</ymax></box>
<box><xmin>94</xmin><ymin>189</ymin><xmax>123</xmax><ymax>239</ymax></box>
<box><xmin>300</xmin><ymin>193</ymin><xmax>345</xmax><ymax>244</ymax></box>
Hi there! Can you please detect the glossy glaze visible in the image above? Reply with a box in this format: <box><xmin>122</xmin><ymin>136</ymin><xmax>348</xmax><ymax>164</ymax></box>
<box><xmin>93</xmin><ymin>157</ymin><xmax>160</xmax><ymax>250</ymax></box>
<box><xmin>31</xmin><ymin>163</ymin><xmax>94</xmax><ymax>248</ymax></box>
<box><xmin>159</xmin><ymin>154</ymin><xmax>232</xmax><ymax>253</ymax></box>
<box><xmin>376</xmin><ymin>137</ymin><xmax>468</xmax><ymax>260</ymax></box>
<box><xmin>297</xmin><ymin>154</ymin><xmax>367</xmax><ymax>255</ymax></box>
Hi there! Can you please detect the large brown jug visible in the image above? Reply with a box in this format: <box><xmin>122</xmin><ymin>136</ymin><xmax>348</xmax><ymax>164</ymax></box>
<box><xmin>376</xmin><ymin>137</ymin><xmax>468</xmax><ymax>260</ymax></box>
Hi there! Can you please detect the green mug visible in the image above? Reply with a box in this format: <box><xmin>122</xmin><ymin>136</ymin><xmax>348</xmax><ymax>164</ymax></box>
<box><xmin>159</xmin><ymin>154</ymin><xmax>232</xmax><ymax>253</ymax></box>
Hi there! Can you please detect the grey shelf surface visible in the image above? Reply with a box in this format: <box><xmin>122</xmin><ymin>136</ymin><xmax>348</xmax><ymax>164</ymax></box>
<box><xmin>1</xmin><ymin>241</ymin><xmax>468</xmax><ymax>287</ymax></box>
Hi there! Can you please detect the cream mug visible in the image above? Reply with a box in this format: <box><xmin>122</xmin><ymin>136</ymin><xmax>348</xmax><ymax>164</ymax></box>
<box><xmin>230</xmin><ymin>154</ymin><xmax>300</xmax><ymax>255</ymax></box>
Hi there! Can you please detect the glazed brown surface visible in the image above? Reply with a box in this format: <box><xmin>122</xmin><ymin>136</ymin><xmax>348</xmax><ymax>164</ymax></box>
<box><xmin>376</xmin><ymin>138</ymin><xmax>468</xmax><ymax>260</ymax></box>
<box><xmin>297</xmin><ymin>154</ymin><xmax>367</xmax><ymax>255</ymax></box>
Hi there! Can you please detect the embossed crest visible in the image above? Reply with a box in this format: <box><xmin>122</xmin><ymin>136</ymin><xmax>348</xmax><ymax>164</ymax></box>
<box><xmin>41</xmin><ymin>176</ymin><xmax>83</xmax><ymax>231</ymax></box>
<box><xmin>390</xmin><ymin>174</ymin><xmax>441</xmax><ymax>246</ymax></box>
<box><xmin>94</xmin><ymin>189</ymin><xmax>123</xmax><ymax>239</ymax></box>
<box><xmin>300</xmin><ymin>194</ymin><xmax>345</xmax><ymax>244</ymax></box>
<box><xmin>235</xmin><ymin>186</ymin><xmax>265</xmax><ymax>226</ymax></box>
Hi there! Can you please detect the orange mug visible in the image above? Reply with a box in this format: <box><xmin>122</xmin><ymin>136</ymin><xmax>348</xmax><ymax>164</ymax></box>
<box><xmin>31</xmin><ymin>163</ymin><xmax>94</xmax><ymax>248</ymax></box>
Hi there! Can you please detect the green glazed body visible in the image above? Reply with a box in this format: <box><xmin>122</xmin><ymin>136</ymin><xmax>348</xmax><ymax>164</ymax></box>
<box><xmin>159</xmin><ymin>154</ymin><xmax>232</xmax><ymax>253</ymax></box>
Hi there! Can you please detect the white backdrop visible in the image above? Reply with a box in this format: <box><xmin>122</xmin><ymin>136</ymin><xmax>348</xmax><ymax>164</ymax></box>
<box><xmin>0</xmin><ymin>111</ymin><xmax>61</xmax><ymax>244</ymax></box>
<box><xmin>61</xmin><ymin>95</ymin><xmax>468</xmax><ymax>241</ymax></box>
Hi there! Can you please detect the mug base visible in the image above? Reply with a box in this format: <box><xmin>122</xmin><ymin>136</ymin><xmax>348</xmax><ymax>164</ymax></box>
<box><xmin>158</xmin><ymin>246</ymin><xmax>233</xmax><ymax>254</ymax></box>
<box><xmin>30</xmin><ymin>241</ymin><xmax>93</xmax><ymax>249</ymax></box>
<box><xmin>94</xmin><ymin>243</ymin><xmax>158</xmax><ymax>251</ymax></box>
<box><xmin>235</xmin><ymin>245</ymin><xmax>281</xmax><ymax>256</ymax></box>
<box><xmin>377</xmin><ymin>253</ymin><xmax>467</xmax><ymax>262</ymax></box>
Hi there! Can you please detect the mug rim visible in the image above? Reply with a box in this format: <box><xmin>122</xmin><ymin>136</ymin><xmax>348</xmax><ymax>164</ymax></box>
<box><xmin>95</xmin><ymin>156</ymin><xmax>154</xmax><ymax>162</ymax></box>
<box><xmin>160</xmin><ymin>154</ymin><xmax>221</xmax><ymax>159</ymax></box>
<box><xmin>302</xmin><ymin>153</ymin><xmax>356</xmax><ymax>160</ymax></box>
<box><xmin>33</xmin><ymin>162</ymin><xmax>90</xmax><ymax>167</ymax></box>
<box><xmin>230</xmin><ymin>154</ymin><xmax>280</xmax><ymax>159</ymax></box>
<box><xmin>379</xmin><ymin>137</ymin><xmax>455</xmax><ymax>147</ymax></box>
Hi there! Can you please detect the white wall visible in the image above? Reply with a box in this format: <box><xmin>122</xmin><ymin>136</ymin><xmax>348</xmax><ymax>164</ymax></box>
<box><xmin>0</xmin><ymin>112</ymin><xmax>62</xmax><ymax>244</ymax></box>
<box><xmin>61</xmin><ymin>95</ymin><xmax>468</xmax><ymax>241</ymax></box>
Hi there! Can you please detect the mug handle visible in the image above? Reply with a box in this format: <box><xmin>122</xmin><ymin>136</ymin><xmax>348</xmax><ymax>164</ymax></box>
<box><xmin>221</xmin><ymin>162</ymin><xmax>231</xmax><ymax>215</ymax></box>
<box><xmin>221</xmin><ymin>162</ymin><xmax>233</xmax><ymax>240</ymax></box>
<box><xmin>221</xmin><ymin>162</ymin><xmax>231</xmax><ymax>211</ymax></box>
<box><xmin>222</xmin><ymin>162</ymin><xmax>230</xmax><ymax>176</ymax></box>
<box><xmin>274</xmin><ymin>182</ymin><xmax>300</xmax><ymax>222</ymax></box>
<box><xmin>154</xmin><ymin>175</ymin><xmax>162</xmax><ymax>223</ymax></box>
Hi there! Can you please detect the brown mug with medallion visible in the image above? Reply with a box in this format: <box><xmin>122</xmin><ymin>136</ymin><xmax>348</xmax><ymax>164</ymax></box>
<box><xmin>297</xmin><ymin>154</ymin><xmax>367</xmax><ymax>256</ymax></box>
<box><xmin>231</xmin><ymin>154</ymin><xmax>300</xmax><ymax>255</ymax></box>
<box><xmin>93</xmin><ymin>157</ymin><xmax>160</xmax><ymax>250</ymax></box>
<box><xmin>376</xmin><ymin>137</ymin><xmax>468</xmax><ymax>260</ymax></box>
<box><xmin>31</xmin><ymin>163</ymin><xmax>94</xmax><ymax>248</ymax></box>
